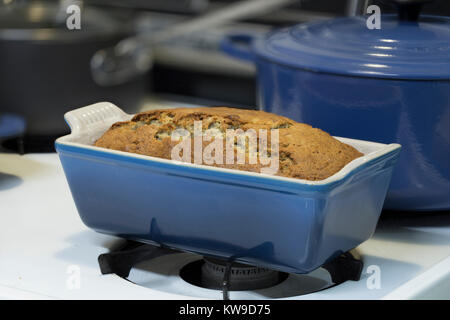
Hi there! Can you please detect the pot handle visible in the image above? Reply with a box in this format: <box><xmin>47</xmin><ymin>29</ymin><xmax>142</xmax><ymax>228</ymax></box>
<box><xmin>220</xmin><ymin>34</ymin><xmax>256</xmax><ymax>63</ymax></box>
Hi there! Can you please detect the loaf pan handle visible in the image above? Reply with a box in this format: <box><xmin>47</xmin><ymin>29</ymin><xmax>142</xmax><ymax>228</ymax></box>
<box><xmin>64</xmin><ymin>102</ymin><xmax>130</xmax><ymax>136</ymax></box>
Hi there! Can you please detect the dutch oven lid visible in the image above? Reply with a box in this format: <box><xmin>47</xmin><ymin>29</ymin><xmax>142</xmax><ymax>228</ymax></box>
<box><xmin>254</xmin><ymin>0</ymin><xmax>450</xmax><ymax>80</ymax></box>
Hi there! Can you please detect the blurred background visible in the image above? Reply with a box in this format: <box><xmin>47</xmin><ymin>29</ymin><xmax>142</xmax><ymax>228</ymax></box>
<box><xmin>0</xmin><ymin>0</ymin><xmax>449</xmax><ymax>152</ymax></box>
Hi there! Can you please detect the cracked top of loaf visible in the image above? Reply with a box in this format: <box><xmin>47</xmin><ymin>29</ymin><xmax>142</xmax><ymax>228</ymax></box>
<box><xmin>94</xmin><ymin>107</ymin><xmax>363</xmax><ymax>181</ymax></box>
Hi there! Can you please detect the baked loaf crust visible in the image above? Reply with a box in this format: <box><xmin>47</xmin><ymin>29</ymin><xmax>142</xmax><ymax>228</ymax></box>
<box><xmin>94</xmin><ymin>107</ymin><xmax>363</xmax><ymax>181</ymax></box>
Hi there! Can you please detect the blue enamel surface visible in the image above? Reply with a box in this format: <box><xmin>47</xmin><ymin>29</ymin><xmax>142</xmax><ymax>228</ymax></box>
<box><xmin>220</xmin><ymin>14</ymin><xmax>450</xmax><ymax>211</ymax></box>
<box><xmin>56</xmin><ymin>142</ymin><xmax>400</xmax><ymax>273</ymax></box>
<box><xmin>256</xmin><ymin>60</ymin><xmax>450</xmax><ymax>211</ymax></box>
<box><xmin>253</xmin><ymin>15</ymin><xmax>450</xmax><ymax>80</ymax></box>
<box><xmin>220</xmin><ymin>34</ymin><xmax>256</xmax><ymax>63</ymax></box>
<box><xmin>0</xmin><ymin>113</ymin><xmax>26</xmax><ymax>139</ymax></box>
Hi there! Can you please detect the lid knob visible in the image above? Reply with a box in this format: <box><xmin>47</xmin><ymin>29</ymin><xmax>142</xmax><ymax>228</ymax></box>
<box><xmin>385</xmin><ymin>0</ymin><xmax>433</xmax><ymax>21</ymax></box>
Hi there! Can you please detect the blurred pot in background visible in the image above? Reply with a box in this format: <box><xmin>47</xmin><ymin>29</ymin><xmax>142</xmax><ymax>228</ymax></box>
<box><xmin>0</xmin><ymin>1</ymin><xmax>147</xmax><ymax>136</ymax></box>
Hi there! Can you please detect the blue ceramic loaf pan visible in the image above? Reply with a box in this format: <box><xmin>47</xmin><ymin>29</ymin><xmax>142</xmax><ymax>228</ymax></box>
<box><xmin>55</xmin><ymin>102</ymin><xmax>401</xmax><ymax>274</ymax></box>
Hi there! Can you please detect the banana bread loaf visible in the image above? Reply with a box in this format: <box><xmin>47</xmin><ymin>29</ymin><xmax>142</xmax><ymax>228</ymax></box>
<box><xmin>94</xmin><ymin>107</ymin><xmax>363</xmax><ymax>181</ymax></box>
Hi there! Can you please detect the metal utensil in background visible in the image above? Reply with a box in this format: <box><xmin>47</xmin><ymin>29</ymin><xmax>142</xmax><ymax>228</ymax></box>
<box><xmin>90</xmin><ymin>0</ymin><xmax>298</xmax><ymax>86</ymax></box>
<box><xmin>346</xmin><ymin>0</ymin><xmax>370</xmax><ymax>16</ymax></box>
<box><xmin>86</xmin><ymin>0</ymin><xmax>211</xmax><ymax>14</ymax></box>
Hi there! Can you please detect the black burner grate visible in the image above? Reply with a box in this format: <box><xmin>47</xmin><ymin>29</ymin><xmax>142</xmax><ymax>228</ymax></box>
<box><xmin>98</xmin><ymin>241</ymin><xmax>363</xmax><ymax>300</ymax></box>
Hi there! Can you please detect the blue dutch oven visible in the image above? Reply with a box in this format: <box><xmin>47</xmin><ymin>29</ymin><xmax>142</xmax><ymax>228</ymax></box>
<box><xmin>221</xmin><ymin>0</ymin><xmax>450</xmax><ymax>211</ymax></box>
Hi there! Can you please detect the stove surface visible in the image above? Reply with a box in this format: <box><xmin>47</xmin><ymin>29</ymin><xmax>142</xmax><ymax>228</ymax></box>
<box><xmin>1</xmin><ymin>96</ymin><xmax>449</xmax><ymax>301</ymax></box>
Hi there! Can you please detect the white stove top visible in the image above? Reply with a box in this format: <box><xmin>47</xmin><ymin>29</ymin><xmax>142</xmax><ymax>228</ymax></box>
<box><xmin>1</xmin><ymin>152</ymin><xmax>449</xmax><ymax>300</ymax></box>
